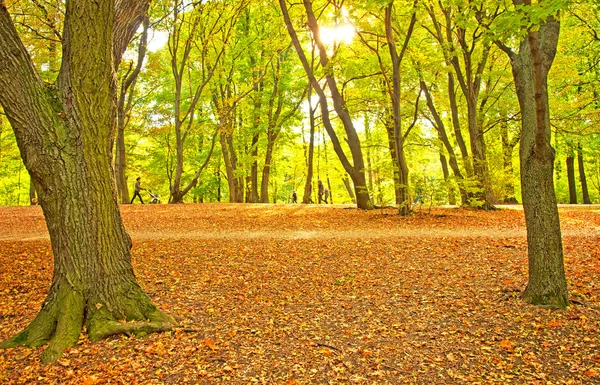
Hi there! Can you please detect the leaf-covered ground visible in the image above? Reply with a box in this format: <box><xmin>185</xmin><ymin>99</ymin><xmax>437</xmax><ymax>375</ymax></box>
<box><xmin>1</xmin><ymin>203</ymin><xmax>599</xmax><ymax>384</ymax></box>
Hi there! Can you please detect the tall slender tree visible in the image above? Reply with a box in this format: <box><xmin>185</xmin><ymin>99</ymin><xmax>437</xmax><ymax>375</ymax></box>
<box><xmin>496</xmin><ymin>0</ymin><xmax>569</xmax><ymax>307</ymax></box>
<box><xmin>280</xmin><ymin>0</ymin><xmax>373</xmax><ymax>209</ymax></box>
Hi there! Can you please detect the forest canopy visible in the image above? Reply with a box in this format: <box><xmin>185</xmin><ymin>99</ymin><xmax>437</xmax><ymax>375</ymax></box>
<box><xmin>0</xmin><ymin>0</ymin><xmax>599</xmax><ymax>207</ymax></box>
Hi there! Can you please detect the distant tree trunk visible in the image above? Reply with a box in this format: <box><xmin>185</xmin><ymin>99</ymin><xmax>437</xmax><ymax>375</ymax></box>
<box><xmin>439</xmin><ymin>153</ymin><xmax>456</xmax><ymax>205</ymax></box>
<box><xmin>501</xmin><ymin>9</ymin><xmax>568</xmax><ymax>308</ymax></box>
<box><xmin>384</xmin><ymin>112</ymin><xmax>402</xmax><ymax>205</ymax></box>
<box><xmin>116</xmin><ymin>18</ymin><xmax>148</xmax><ymax>205</ymax></box>
<box><xmin>260</xmin><ymin>136</ymin><xmax>275</xmax><ymax>202</ymax></box>
<box><xmin>221</xmin><ymin>131</ymin><xmax>243</xmax><ymax>203</ymax></box>
<box><xmin>448</xmin><ymin>72</ymin><xmax>473</xmax><ymax>178</ymax></box>
<box><xmin>0</xmin><ymin>1</ymin><xmax>174</xmax><ymax>363</ymax></box>
<box><xmin>303</xmin><ymin>85</ymin><xmax>316</xmax><ymax>204</ymax></box>
<box><xmin>500</xmin><ymin>118</ymin><xmax>519</xmax><ymax>203</ymax></box>
<box><xmin>342</xmin><ymin>176</ymin><xmax>356</xmax><ymax>204</ymax></box>
<box><xmin>578</xmin><ymin>145</ymin><xmax>591</xmax><ymax>204</ymax></box>
<box><xmin>365</xmin><ymin>113</ymin><xmax>374</xmax><ymax>203</ymax></box>
<box><xmin>421</xmin><ymin>79</ymin><xmax>467</xmax><ymax>204</ymax></box>
<box><xmin>566</xmin><ymin>151</ymin><xmax>577</xmax><ymax>204</ymax></box>
<box><xmin>250</xmin><ymin>133</ymin><xmax>259</xmax><ymax>203</ymax></box>
<box><xmin>29</xmin><ymin>177</ymin><xmax>37</xmax><ymax>205</ymax></box>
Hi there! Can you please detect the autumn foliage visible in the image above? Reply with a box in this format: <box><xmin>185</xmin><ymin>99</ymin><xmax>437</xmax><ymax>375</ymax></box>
<box><xmin>1</xmin><ymin>204</ymin><xmax>599</xmax><ymax>383</ymax></box>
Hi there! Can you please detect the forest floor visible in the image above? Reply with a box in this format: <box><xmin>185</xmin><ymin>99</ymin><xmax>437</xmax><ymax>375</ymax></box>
<box><xmin>0</xmin><ymin>203</ymin><xmax>599</xmax><ymax>384</ymax></box>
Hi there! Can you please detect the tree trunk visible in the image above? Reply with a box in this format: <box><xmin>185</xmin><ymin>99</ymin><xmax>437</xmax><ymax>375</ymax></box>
<box><xmin>0</xmin><ymin>1</ymin><xmax>173</xmax><ymax>364</ymax></box>
<box><xmin>500</xmin><ymin>119</ymin><xmax>519</xmax><ymax>204</ymax></box>
<box><xmin>439</xmin><ymin>152</ymin><xmax>456</xmax><ymax>205</ymax></box>
<box><xmin>505</xmin><ymin>11</ymin><xmax>568</xmax><ymax>308</ymax></box>
<box><xmin>221</xmin><ymin>132</ymin><xmax>241</xmax><ymax>203</ymax></box>
<box><xmin>421</xmin><ymin>79</ymin><xmax>467</xmax><ymax>204</ymax></box>
<box><xmin>384</xmin><ymin>2</ymin><xmax>416</xmax><ymax>215</ymax></box>
<box><xmin>448</xmin><ymin>72</ymin><xmax>473</xmax><ymax>178</ymax></box>
<box><xmin>115</xmin><ymin>19</ymin><xmax>148</xmax><ymax>205</ymax></box>
<box><xmin>566</xmin><ymin>151</ymin><xmax>577</xmax><ymax>204</ymax></box>
<box><xmin>260</xmin><ymin>134</ymin><xmax>274</xmax><ymax>203</ymax></box>
<box><xmin>250</xmin><ymin>133</ymin><xmax>259</xmax><ymax>203</ymax></box>
<box><xmin>342</xmin><ymin>176</ymin><xmax>356</xmax><ymax>204</ymax></box>
<box><xmin>578</xmin><ymin>145</ymin><xmax>591</xmax><ymax>204</ymax></box>
<box><xmin>384</xmin><ymin>112</ymin><xmax>402</xmax><ymax>205</ymax></box>
<box><xmin>303</xmin><ymin>85</ymin><xmax>316</xmax><ymax>204</ymax></box>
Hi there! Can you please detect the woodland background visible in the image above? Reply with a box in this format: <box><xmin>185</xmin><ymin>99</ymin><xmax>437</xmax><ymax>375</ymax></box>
<box><xmin>0</xmin><ymin>0</ymin><xmax>599</xmax><ymax>208</ymax></box>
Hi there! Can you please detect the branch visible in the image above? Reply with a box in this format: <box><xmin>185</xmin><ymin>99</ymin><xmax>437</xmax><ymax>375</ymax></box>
<box><xmin>113</xmin><ymin>0</ymin><xmax>151</xmax><ymax>69</ymax></box>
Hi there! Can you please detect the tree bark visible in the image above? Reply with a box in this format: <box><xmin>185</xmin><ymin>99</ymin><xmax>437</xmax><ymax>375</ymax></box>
<box><xmin>578</xmin><ymin>144</ymin><xmax>591</xmax><ymax>204</ymax></box>
<box><xmin>566</xmin><ymin>151</ymin><xmax>577</xmax><ymax>204</ymax></box>
<box><xmin>0</xmin><ymin>1</ymin><xmax>173</xmax><ymax>363</ymax></box>
<box><xmin>503</xmin><ymin>10</ymin><xmax>568</xmax><ymax>308</ymax></box>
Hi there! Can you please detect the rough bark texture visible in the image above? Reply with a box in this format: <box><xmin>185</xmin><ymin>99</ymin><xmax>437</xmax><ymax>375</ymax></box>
<box><xmin>507</xmin><ymin>13</ymin><xmax>568</xmax><ymax>308</ymax></box>
<box><xmin>577</xmin><ymin>145</ymin><xmax>591</xmax><ymax>204</ymax></box>
<box><xmin>0</xmin><ymin>1</ymin><xmax>174</xmax><ymax>363</ymax></box>
<box><xmin>566</xmin><ymin>152</ymin><xmax>577</xmax><ymax>204</ymax></box>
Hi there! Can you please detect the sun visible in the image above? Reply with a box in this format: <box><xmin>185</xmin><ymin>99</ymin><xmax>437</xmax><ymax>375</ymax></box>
<box><xmin>319</xmin><ymin>24</ymin><xmax>355</xmax><ymax>46</ymax></box>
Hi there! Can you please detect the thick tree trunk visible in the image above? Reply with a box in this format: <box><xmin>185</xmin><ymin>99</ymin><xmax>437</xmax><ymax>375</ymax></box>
<box><xmin>0</xmin><ymin>1</ymin><xmax>173</xmax><ymax>363</ymax></box>
<box><xmin>566</xmin><ymin>152</ymin><xmax>577</xmax><ymax>204</ymax></box>
<box><xmin>506</xmin><ymin>12</ymin><xmax>568</xmax><ymax>308</ymax></box>
<box><xmin>578</xmin><ymin>145</ymin><xmax>591</xmax><ymax>204</ymax></box>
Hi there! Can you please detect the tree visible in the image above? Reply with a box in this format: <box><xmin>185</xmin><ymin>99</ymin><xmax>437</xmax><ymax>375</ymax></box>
<box><xmin>167</xmin><ymin>0</ymin><xmax>239</xmax><ymax>204</ymax></box>
<box><xmin>0</xmin><ymin>1</ymin><xmax>174</xmax><ymax>363</ymax></box>
<box><xmin>496</xmin><ymin>0</ymin><xmax>568</xmax><ymax>307</ymax></box>
<box><xmin>280</xmin><ymin>0</ymin><xmax>373</xmax><ymax>209</ymax></box>
<box><xmin>424</xmin><ymin>0</ymin><xmax>498</xmax><ymax>209</ymax></box>
<box><xmin>115</xmin><ymin>17</ymin><xmax>149</xmax><ymax>204</ymax></box>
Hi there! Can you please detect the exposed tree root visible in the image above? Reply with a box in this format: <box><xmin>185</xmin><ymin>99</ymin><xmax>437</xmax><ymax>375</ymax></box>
<box><xmin>0</xmin><ymin>284</ymin><xmax>175</xmax><ymax>364</ymax></box>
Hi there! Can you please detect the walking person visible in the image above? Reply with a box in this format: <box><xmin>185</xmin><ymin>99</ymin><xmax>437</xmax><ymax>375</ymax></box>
<box><xmin>318</xmin><ymin>180</ymin><xmax>324</xmax><ymax>204</ymax></box>
<box><xmin>130</xmin><ymin>177</ymin><xmax>146</xmax><ymax>204</ymax></box>
<box><xmin>324</xmin><ymin>188</ymin><xmax>329</xmax><ymax>204</ymax></box>
<box><xmin>291</xmin><ymin>190</ymin><xmax>298</xmax><ymax>203</ymax></box>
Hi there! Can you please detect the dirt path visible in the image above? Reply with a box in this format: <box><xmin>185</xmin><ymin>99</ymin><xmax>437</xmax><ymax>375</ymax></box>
<box><xmin>1</xmin><ymin>203</ymin><xmax>599</xmax><ymax>241</ymax></box>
